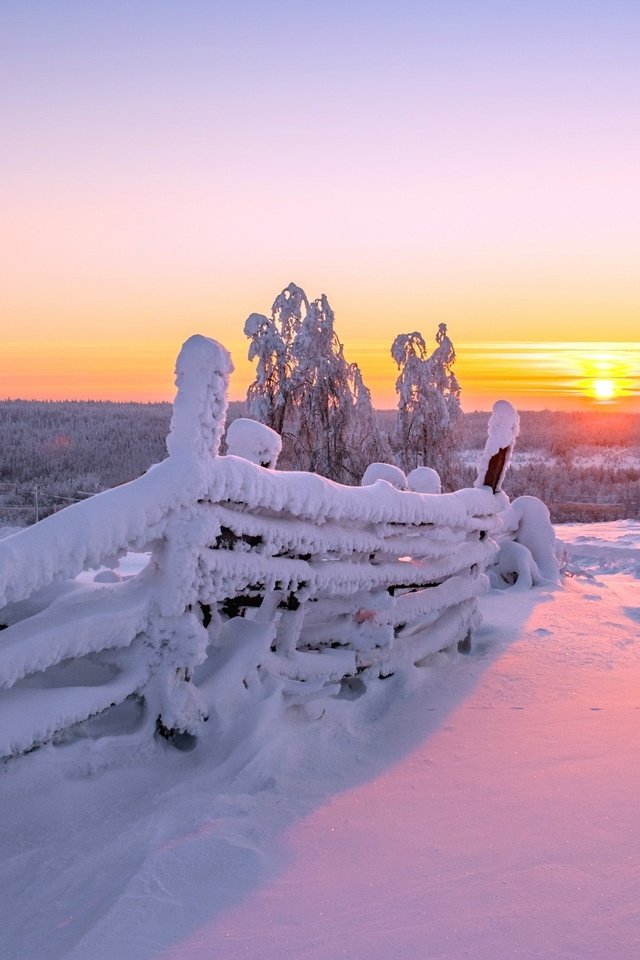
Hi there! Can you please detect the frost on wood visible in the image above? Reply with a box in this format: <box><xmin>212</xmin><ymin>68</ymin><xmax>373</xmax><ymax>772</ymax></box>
<box><xmin>0</xmin><ymin>332</ymin><xmax>507</xmax><ymax>760</ymax></box>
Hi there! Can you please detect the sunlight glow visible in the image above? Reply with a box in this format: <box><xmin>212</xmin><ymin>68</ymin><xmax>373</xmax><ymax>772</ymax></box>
<box><xmin>454</xmin><ymin>342</ymin><xmax>640</xmax><ymax>412</ymax></box>
<box><xmin>591</xmin><ymin>379</ymin><xmax>616</xmax><ymax>401</ymax></box>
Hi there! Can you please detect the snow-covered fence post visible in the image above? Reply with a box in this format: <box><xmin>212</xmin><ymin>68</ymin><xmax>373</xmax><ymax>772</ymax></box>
<box><xmin>474</xmin><ymin>401</ymin><xmax>520</xmax><ymax>494</ymax></box>
<box><xmin>0</xmin><ymin>334</ymin><xmax>240</xmax><ymax>758</ymax></box>
<box><xmin>166</xmin><ymin>335</ymin><xmax>234</xmax><ymax>462</ymax></box>
<box><xmin>148</xmin><ymin>335</ymin><xmax>235</xmax><ymax>739</ymax></box>
<box><xmin>473</xmin><ymin>401</ymin><xmax>560</xmax><ymax>590</ymax></box>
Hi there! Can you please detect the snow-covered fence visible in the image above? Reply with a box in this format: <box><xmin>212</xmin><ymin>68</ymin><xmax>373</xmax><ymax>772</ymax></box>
<box><xmin>0</xmin><ymin>336</ymin><xmax>503</xmax><ymax>760</ymax></box>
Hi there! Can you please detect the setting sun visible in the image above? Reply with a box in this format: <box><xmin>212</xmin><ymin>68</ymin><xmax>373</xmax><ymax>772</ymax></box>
<box><xmin>592</xmin><ymin>378</ymin><xmax>616</xmax><ymax>401</ymax></box>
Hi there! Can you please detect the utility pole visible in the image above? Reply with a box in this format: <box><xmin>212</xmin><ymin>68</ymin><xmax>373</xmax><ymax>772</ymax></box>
<box><xmin>34</xmin><ymin>484</ymin><xmax>39</xmax><ymax>524</ymax></box>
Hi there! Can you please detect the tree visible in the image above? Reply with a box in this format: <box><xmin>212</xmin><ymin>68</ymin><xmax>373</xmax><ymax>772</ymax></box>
<box><xmin>244</xmin><ymin>282</ymin><xmax>308</xmax><ymax>435</ymax></box>
<box><xmin>245</xmin><ymin>283</ymin><xmax>387</xmax><ymax>482</ymax></box>
<box><xmin>391</xmin><ymin>323</ymin><xmax>463</xmax><ymax>489</ymax></box>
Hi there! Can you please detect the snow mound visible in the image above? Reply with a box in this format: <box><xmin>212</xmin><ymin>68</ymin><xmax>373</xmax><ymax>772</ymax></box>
<box><xmin>407</xmin><ymin>466</ymin><xmax>442</xmax><ymax>494</ymax></box>
<box><xmin>490</xmin><ymin>495</ymin><xmax>561</xmax><ymax>589</ymax></box>
<box><xmin>225</xmin><ymin>417</ymin><xmax>282</xmax><ymax>468</ymax></box>
<box><xmin>361</xmin><ymin>462</ymin><xmax>408</xmax><ymax>490</ymax></box>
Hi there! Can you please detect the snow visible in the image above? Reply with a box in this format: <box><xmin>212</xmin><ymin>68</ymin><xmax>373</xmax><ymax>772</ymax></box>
<box><xmin>225</xmin><ymin>417</ymin><xmax>282</xmax><ymax>467</ymax></box>
<box><xmin>500</xmin><ymin>495</ymin><xmax>561</xmax><ymax>581</ymax></box>
<box><xmin>490</xmin><ymin>494</ymin><xmax>561</xmax><ymax>589</ymax></box>
<box><xmin>2</xmin><ymin>332</ymin><xmax>636</xmax><ymax>958</ymax></box>
<box><xmin>407</xmin><ymin>465</ymin><xmax>441</xmax><ymax>493</ymax></box>
<box><xmin>0</xmin><ymin>578</ymin><xmax>152</xmax><ymax>691</ymax></box>
<box><xmin>1</xmin><ymin>521</ymin><xmax>639</xmax><ymax>959</ymax></box>
<box><xmin>166</xmin><ymin>334</ymin><xmax>233</xmax><ymax>462</ymax></box>
<box><xmin>0</xmin><ymin>525</ymin><xmax>24</xmax><ymax>540</ymax></box>
<box><xmin>0</xmin><ymin>457</ymin><xmax>195</xmax><ymax>607</ymax></box>
<box><xmin>361</xmin><ymin>462</ymin><xmax>407</xmax><ymax>489</ymax></box>
<box><xmin>207</xmin><ymin>455</ymin><xmax>497</xmax><ymax>527</ymax></box>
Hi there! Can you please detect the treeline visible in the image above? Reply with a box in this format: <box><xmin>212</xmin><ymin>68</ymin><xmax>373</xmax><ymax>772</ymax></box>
<box><xmin>1</xmin><ymin>399</ymin><xmax>639</xmax><ymax>525</ymax></box>
<box><xmin>0</xmin><ymin>399</ymin><xmax>238</xmax><ymax>522</ymax></box>
<box><xmin>460</xmin><ymin>459</ymin><xmax>640</xmax><ymax>522</ymax></box>
<box><xmin>463</xmin><ymin>411</ymin><xmax>640</xmax><ymax>521</ymax></box>
<box><xmin>0</xmin><ymin>399</ymin><xmax>171</xmax><ymax>486</ymax></box>
<box><xmin>462</xmin><ymin>409</ymin><xmax>640</xmax><ymax>453</ymax></box>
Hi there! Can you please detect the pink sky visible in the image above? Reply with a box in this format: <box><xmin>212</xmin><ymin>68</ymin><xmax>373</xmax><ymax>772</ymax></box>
<box><xmin>1</xmin><ymin>1</ymin><xmax>639</xmax><ymax>410</ymax></box>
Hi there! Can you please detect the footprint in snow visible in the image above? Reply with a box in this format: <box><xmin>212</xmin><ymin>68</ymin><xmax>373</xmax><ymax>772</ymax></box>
<box><xmin>534</xmin><ymin>628</ymin><xmax>552</xmax><ymax>637</ymax></box>
<box><xmin>584</xmin><ymin>594</ymin><xmax>602</xmax><ymax>601</ymax></box>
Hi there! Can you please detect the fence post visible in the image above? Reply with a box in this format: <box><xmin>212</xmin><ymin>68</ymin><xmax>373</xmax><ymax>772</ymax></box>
<box><xmin>475</xmin><ymin>400</ymin><xmax>520</xmax><ymax>494</ymax></box>
<box><xmin>150</xmin><ymin>335</ymin><xmax>234</xmax><ymax>740</ymax></box>
<box><xmin>166</xmin><ymin>334</ymin><xmax>234</xmax><ymax>462</ymax></box>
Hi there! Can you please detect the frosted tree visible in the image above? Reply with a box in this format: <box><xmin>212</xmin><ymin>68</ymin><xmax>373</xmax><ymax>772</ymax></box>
<box><xmin>245</xmin><ymin>284</ymin><xmax>386</xmax><ymax>481</ymax></box>
<box><xmin>244</xmin><ymin>282</ymin><xmax>308</xmax><ymax>434</ymax></box>
<box><xmin>287</xmin><ymin>294</ymin><xmax>387</xmax><ymax>481</ymax></box>
<box><xmin>271</xmin><ymin>282</ymin><xmax>308</xmax><ymax>347</ymax></box>
<box><xmin>391</xmin><ymin>323</ymin><xmax>463</xmax><ymax>489</ymax></box>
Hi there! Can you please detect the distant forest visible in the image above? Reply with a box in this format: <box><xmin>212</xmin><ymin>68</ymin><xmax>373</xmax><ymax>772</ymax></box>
<box><xmin>1</xmin><ymin>399</ymin><xmax>639</xmax><ymax>526</ymax></box>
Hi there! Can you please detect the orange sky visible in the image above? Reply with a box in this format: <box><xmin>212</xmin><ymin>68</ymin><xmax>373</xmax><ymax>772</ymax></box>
<box><xmin>2</xmin><ymin>2</ymin><xmax>639</xmax><ymax>412</ymax></box>
<box><xmin>3</xmin><ymin>328</ymin><xmax>639</xmax><ymax>413</ymax></box>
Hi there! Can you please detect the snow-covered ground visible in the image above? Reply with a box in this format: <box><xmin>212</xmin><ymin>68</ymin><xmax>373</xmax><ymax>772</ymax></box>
<box><xmin>2</xmin><ymin>521</ymin><xmax>639</xmax><ymax>960</ymax></box>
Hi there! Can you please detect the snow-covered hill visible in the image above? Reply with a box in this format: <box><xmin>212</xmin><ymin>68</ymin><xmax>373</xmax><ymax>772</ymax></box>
<box><xmin>1</xmin><ymin>521</ymin><xmax>639</xmax><ymax>960</ymax></box>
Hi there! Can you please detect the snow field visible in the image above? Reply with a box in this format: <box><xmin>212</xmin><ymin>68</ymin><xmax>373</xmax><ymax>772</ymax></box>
<box><xmin>1</xmin><ymin>522</ymin><xmax>638</xmax><ymax>959</ymax></box>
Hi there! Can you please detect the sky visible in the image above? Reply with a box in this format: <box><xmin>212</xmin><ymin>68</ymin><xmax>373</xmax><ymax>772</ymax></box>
<box><xmin>1</xmin><ymin>0</ymin><xmax>639</xmax><ymax>411</ymax></box>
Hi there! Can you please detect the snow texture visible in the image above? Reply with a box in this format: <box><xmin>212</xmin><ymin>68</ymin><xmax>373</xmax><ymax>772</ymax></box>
<box><xmin>207</xmin><ymin>454</ymin><xmax>496</xmax><ymax>528</ymax></box>
<box><xmin>225</xmin><ymin>417</ymin><xmax>282</xmax><ymax>467</ymax></box>
<box><xmin>407</xmin><ymin>465</ymin><xmax>442</xmax><ymax>493</ymax></box>
<box><xmin>2</xmin><ymin>522</ymin><xmax>638</xmax><ymax>960</ymax></box>
<box><xmin>490</xmin><ymin>495</ymin><xmax>561</xmax><ymax>589</ymax></box>
<box><xmin>500</xmin><ymin>495</ymin><xmax>561</xmax><ymax>581</ymax></box>
<box><xmin>166</xmin><ymin>334</ymin><xmax>233</xmax><ymax>462</ymax></box>
<box><xmin>361</xmin><ymin>462</ymin><xmax>408</xmax><ymax>489</ymax></box>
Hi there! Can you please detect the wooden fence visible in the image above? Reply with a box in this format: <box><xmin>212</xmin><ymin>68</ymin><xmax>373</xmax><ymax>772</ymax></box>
<box><xmin>0</xmin><ymin>335</ymin><xmax>504</xmax><ymax>760</ymax></box>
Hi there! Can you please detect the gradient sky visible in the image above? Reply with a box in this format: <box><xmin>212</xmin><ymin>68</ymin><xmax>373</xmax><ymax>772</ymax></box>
<box><xmin>2</xmin><ymin>0</ymin><xmax>639</xmax><ymax>410</ymax></box>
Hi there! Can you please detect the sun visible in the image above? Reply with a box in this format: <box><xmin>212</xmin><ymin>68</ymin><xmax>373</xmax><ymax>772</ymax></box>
<box><xmin>592</xmin><ymin>378</ymin><xmax>616</xmax><ymax>401</ymax></box>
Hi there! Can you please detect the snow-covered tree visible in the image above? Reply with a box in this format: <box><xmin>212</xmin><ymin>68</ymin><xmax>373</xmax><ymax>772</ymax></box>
<box><xmin>391</xmin><ymin>323</ymin><xmax>463</xmax><ymax>489</ymax></box>
<box><xmin>245</xmin><ymin>284</ymin><xmax>387</xmax><ymax>482</ymax></box>
<box><xmin>244</xmin><ymin>282</ymin><xmax>308</xmax><ymax>434</ymax></box>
